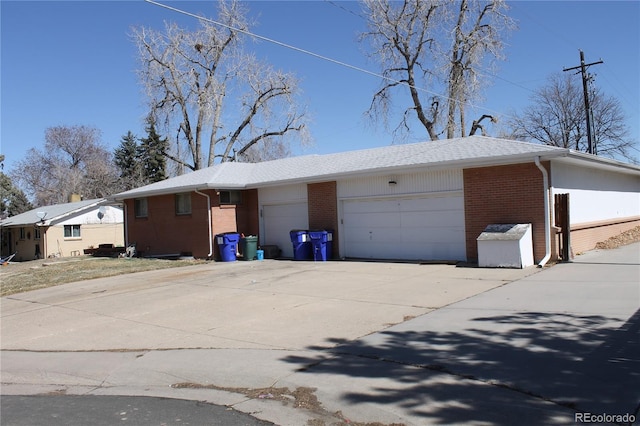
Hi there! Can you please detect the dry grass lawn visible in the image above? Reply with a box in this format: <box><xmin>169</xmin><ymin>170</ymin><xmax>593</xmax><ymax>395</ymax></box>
<box><xmin>0</xmin><ymin>256</ymin><xmax>207</xmax><ymax>297</ymax></box>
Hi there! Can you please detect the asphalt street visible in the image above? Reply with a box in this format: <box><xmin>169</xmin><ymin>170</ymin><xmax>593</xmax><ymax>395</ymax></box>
<box><xmin>1</xmin><ymin>395</ymin><xmax>273</xmax><ymax>426</ymax></box>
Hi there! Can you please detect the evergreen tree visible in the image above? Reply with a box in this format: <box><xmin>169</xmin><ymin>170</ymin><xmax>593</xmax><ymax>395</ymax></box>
<box><xmin>1</xmin><ymin>155</ymin><xmax>33</xmax><ymax>218</ymax></box>
<box><xmin>139</xmin><ymin>116</ymin><xmax>168</xmax><ymax>183</ymax></box>
<box><xmin>114</xmin><ymin>131</ymin><xmax>144</xmax><ymax>191</ymax></box>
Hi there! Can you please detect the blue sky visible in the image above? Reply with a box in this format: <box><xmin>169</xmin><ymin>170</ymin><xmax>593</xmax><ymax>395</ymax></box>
<box><xmin>2</xmin><ymin>0</ymin><xmax>639</xmax><ymax>174</ymax></box>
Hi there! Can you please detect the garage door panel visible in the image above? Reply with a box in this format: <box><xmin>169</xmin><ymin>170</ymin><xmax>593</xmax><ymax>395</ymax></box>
<box><xmin>344</xmin><ymin>199</ymin><xmax>400</xmax><ymax>214</ymax></box>
<box><xmin>400</xmin><ymin>210</ymin><xmax>463</xmax><ymax>227</ymax></box>
<box><xmin>344</xmin><ymin>226</ymin><xmax>397</xmax><ymax>243</ymax></box>
<box><xmin>399</xmin><ymin>226</ymin><xmax>464</xmax><ymax>243</ymax></box>
<box><xmin>342</xmin><ymin>194</ymin><xmax>465</xmax><ymax>261</ymax></box>
<box><xmin>355</xmin><ymin>213</ymin><xmax>401</xmax><ymax>228</ymax></box>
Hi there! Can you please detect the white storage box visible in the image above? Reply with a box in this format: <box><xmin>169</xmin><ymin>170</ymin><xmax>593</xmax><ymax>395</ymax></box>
<box><xmin>477</xmin><ymin>224</ymin><xmax>534</xmax><ymax>268</ymax></box>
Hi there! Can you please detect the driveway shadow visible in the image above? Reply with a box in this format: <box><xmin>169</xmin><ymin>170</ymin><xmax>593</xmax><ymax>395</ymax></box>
<box><xmin>282</xmin><ymin>309</ymin><xmax>640</xmax><ymax>425</ymax></box>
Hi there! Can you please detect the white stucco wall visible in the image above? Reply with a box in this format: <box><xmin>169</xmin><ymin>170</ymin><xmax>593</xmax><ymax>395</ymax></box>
<box><xmin>551</xmin><ymin>162</ymin><xmax>640</xmax><ymax>224</ymax></box>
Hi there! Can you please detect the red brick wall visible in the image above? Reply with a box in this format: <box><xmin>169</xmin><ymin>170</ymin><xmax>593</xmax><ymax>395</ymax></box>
<box><xmin>126</xmin><ymin>192</ymin><xmax>212</xmax><ymax>258</ymax></box>
<box><xmin>463</xmin><ymin>162</ymin><xmax>553</xmax><ymax>263</ymax></box>
<box><xmin>126</xmin><ymin>189</ymin><xmax>260</xmax><ymax>259</ymax></box>
<box><xmin>235</xmin><ymin>189</ymin><xmax>259</xmax><ymax>238</ymax></box>
<box><xmin>307</xmin><ymin>181</ymin><xmax>339</xmax><ymax>258</ymax></box>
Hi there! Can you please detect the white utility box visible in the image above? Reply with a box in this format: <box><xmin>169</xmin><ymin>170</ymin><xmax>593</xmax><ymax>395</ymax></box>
<box><xmin>477</xmin><ymin>224</ymin><xmax>534</xmax><ymax>268</ymax></box>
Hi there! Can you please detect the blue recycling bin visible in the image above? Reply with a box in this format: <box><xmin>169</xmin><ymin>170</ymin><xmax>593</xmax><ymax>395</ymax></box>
<box><xmin>309</xmin><ymin>230</ymin><xmax>333</xmax><ymax>261</ymax></box>
<box><xmin>216</xmin><ymin>232</ymin><xmax>240</xmax><ymax>262</ymax></box>
<box><xmin>289</xmin><ymin>230</ymin><xmax>311</xmax><ymax>260</ymax></box>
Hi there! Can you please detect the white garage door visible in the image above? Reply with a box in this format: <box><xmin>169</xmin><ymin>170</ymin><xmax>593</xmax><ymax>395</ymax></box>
<box><xmin>263</xmin><ymin>203</ymin><xmax>309</xmax><ymax>258</ymax></box>
<box><xmin>342</xmin><ymin>194</ymin><xmax>466</xmax><ymax>261</ymax></box>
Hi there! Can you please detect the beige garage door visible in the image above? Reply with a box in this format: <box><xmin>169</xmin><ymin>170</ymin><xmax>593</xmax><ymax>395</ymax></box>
<box><xmin>342</xmin><ymin>193</ymin><xmax>466</xmax><ymax>261</ymax></box>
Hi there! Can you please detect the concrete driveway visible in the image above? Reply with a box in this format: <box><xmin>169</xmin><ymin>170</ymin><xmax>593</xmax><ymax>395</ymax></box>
<box><xmin>2</xmin><ymin>246</ymin><xmax>638</xmax><ymax>425</ymax></box>
<box><xmin>0</xmin><ymin>260</ymin><xmax>533</xmax><ymax>352</ymax></box>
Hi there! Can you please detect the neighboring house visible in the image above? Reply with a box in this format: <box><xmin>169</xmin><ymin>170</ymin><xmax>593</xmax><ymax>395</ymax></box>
<box><xmin>111</xmin><ymin>136</ymin><xmax>640</xmax><ymax>264</ymax></box>
<box><xmin>0</xmin><ymin>199</ymin><xmax>124</xmax><ymax>261</ymax></box>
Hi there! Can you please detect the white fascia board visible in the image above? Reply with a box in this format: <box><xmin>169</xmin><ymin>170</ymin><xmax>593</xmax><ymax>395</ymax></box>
<box><xmin>45</xmin><ymin>199</ymin><xmax>106</xmax><ymax>226</ymax></box>
<box><xmin>111</xmin><ymin>183</ymin><xmax>248</xmax><ymax>201</ymax></box>
<box><xmin>558</xmin><ymin>151</ymin><xmax>640</xmax><ymax>175</ymax></box>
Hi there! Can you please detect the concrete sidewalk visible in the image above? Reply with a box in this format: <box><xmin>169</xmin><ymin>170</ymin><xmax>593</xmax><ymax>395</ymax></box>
<box><xmin>2</xmin><ymin>244</ymin><xmax>638</xmax><ymax>425</ymax></box>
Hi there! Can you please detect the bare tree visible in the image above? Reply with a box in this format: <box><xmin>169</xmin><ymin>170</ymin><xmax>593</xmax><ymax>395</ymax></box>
<box><xmin>10</xmin><ymin>125</ymin><xmax>119</xmax><ymax>206</ymax></box>
<box><xmin>361</xmin><ymin>0</ymin><xmax>441</xmax><ymax>141</ymax></box>
<box><xmin>444</xmin><ymin>0</ymin><xmax>512</xmax><ymax>139</ymax></box>
<box><xmin>132</xmin><ymin>0</ymin><xmax>309</xmax><ymax>172</ymax></box>
<box><xmin>507</xmin><ymin>73</ymin><xmax>636</xmax><ymax>161</ymax></box>
<box><xmin>360</xmin><ymin>0</ymin><xmax>512</xmax><ymax>141</ymax></box>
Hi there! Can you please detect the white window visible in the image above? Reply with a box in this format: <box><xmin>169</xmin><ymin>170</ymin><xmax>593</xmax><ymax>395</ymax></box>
<box><xmin>34</xmin><ymin>227</ymin><xmax>41</xmax><ymax>240</ymax></box>
<box><xmin>64</xmin><ymin>225</ymin><xmax>81</xmax><ymax>238</ymax></box>
<box><xmin>19</xmin><ymin>227</ymin><xmax>26</xmax><ymax>240</ymax></box>
<box><xmin>175</xmin><ymin>193</ymin><xmax>192</xmax><ymax>215</ymax></box>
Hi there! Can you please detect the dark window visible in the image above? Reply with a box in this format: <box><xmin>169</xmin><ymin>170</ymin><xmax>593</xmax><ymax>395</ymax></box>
<box><xmin>134</xmin><ymin>198</ymin><xmax>148</xmax><ymax>218</ymax></box>
<box><xmin>175</xmin><ymin>193</ymin><xmax>192</xmax><ymax>215</ymax></box>
<box><xmin>64</xmin><ymin>225</ymin><xmax>81</xmax><ymax>238</ymax></box>
<box><xmin>219</xmin><ymin>190</ymin><xmax>242</xmax><ymax>205</ymax></box>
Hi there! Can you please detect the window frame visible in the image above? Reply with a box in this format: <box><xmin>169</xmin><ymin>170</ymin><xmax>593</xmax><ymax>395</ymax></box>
<box><xmin>64</xmin><ymin>224</ymin><xmax>81</xmax><ymax>239</ymax></box>
<box><xmin>175</xmin><ymin>193</ymin><xmax>192</xmax><ymax>215</ymax></box>
<box><xmin>134</xmin><ymin>198</ymin><xmax>148</xmax><ymax>218</ymax></box>
<box><xmin>219</xmin><ymin>190</ymin><xmax>242</xmax><ymax>205</ymax></box>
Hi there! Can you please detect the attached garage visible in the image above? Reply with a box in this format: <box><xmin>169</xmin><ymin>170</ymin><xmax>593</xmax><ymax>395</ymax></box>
<box><xmin>341</xmin><ymin>193</ymin><xmax>466</xmax><ymax>260</ymax></box>
<box><xmin>338</xmin><ymin>169</ymin><xmax>466</xmax><ymax>261</ymax></box>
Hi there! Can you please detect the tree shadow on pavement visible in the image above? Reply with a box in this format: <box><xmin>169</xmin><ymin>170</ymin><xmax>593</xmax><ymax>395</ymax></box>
<box><xmin>282</xmin><ymin>309</ymin><xmax>640</xmax><ymax>425</ymax></box>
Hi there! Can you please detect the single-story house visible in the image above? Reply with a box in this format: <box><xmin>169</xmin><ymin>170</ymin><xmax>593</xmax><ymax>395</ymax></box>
<box><xmin>111</xmin><ymin>136</ymin><xmax>640</xmax><ymax>264</ymax></box>
<box><xmin>0</xmin><ymin>199</ymin><xmax>124</xmax><ymax>261</ymax></box>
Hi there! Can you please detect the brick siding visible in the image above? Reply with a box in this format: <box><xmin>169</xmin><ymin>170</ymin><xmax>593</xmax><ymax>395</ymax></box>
<box><xmin>307</xmin><ymin>181</ymin><xmax>339</xmax><ymax>258</ymax></box>
<box><xmin>568</xmin><ymin>217</ymin><xmax>640</xmax><ymax>256</ymax></box>
<box><xmin>463</xmin><ymin>162</ymin><xmax>553</xmax><ymax>263</ymax></box>
<box><xmin>126</xmin><ymin>193</ymin><xmax>212</xmax><ymax>258</ymax></box>
<box><xmin>126</xmin><ymin>189</ymin><xmax>259</xmax><ymax>259</ymax></box>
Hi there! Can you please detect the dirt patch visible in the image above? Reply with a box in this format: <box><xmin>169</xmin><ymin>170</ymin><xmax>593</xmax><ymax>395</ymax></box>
<box><xmin>0</xmin><ymin>256</ymin><xmax>207</xmax><ymax>297</ymax></box>
<box><xmin>595</xmin><ymin>226</ymin><xmax>640</xmax><ymax>250</ymax></box>
<box><xmin>171</xmin><ymin>382</ymin><xmax>405</xmax><ymax>426</ymax></box>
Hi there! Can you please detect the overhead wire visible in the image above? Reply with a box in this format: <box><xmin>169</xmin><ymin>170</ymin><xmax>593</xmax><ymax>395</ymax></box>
<box><xmin>144</xmin><ymin>0</ymin><xmax>514</xmax><ymax>121</ymax></box>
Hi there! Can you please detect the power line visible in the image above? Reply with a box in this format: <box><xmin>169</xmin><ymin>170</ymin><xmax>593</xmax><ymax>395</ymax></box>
<box><xmin>144</xmin><ymin>1</ymin><xmax>424</xmax><ymax>94</ymax></box>
<box><xmin>322</xmin><ymin>0</ymin><xmax>364</xmax><ymax>19</ymax></box>
<box><xmin>144</xmin><ymin>0</ymin><xmax>515</xmax><ymax>122</ymax></box>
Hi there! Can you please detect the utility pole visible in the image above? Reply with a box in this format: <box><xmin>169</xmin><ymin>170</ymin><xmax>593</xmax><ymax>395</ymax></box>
<box><xmin>563</xmin><ymin>50</ymin><xmax>603</xmax><ymax>154</ymax></box>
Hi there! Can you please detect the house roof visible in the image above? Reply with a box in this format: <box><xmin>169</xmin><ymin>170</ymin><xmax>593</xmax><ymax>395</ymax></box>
<box><xmin>112</xmin><ymin>136</ymin><xmax>640</xmax><ymax>200</ymax></box>
<box><xmin>0</xmin><ymin>199</ymin><xmax>108</xmax><ymax>227</ymax></box>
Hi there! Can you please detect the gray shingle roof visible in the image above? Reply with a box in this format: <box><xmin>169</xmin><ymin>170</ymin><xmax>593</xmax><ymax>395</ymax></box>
<box><xmin>112</xmin><ymin>136</ymin><xmax>638</xmax><ymax>200</ymax></box>
<box><xmin>0</xmin><ymin>199</ymin><xmax>105</xmax><ymax>227</ymax></box>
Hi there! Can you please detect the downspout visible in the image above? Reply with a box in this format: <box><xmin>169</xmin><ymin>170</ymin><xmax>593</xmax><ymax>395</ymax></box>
<box><xmin>535</xmin><ymin>157</ymin><xmax>551</xmax><ymax>267</ymax></box>
<box><xmin>194</xmin><ymin>189</ymin><xmax>213</xmax><ymax>258</ymax></box>
<box><xmin>123</xmin><ymin>202</ymin><xmax>129</xmax><ymax>248</ymax></box>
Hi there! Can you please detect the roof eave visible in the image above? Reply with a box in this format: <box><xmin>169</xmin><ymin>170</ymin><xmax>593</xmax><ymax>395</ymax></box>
<box><xmin>111</xmin><ymin>183</ymin><xmax>250</xmax><ymax>201</ymax></box>
<box><xmin>246</xmin><ymin>150</ymin><xmax>571</xmax><ymax>188</ymax></box>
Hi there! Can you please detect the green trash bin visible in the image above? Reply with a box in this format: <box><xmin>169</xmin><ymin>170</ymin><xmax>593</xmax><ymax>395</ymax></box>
<box><xmin>241</xmin><ymin>236</ymin><xmax>258</xmax><ymax>261</ymax></box>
